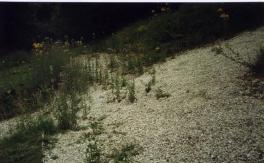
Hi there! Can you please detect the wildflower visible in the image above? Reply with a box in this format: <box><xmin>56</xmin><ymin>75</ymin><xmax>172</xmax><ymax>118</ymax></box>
<box><xmin>32</xmin><ymin>42</ymin><xmax>44</xmax><ymax>49</ymax></box>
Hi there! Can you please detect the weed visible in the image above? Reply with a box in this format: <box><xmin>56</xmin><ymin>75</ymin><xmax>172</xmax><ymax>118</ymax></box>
<box><xmin>53</xmin><ymin>92</ymin><xmax>81</xmax><ymax>130</ymax></box>
<box><xmin>155</xmin><ymin>88</ymin><xmax>171</xmax><ymax>99</ymax></box>
<box><xmin>82</xmin><ymin>105</ymin><xmax>91</xmax><ymax>120</ymax></box>
<box><xmin>109</xmin><ymin>55</ymin><xmax>119</xmax><ymax>71</ymax></box>
<box><xmin>85</xmin><ymin>141</ymin><xmax>102</xmax><ymax>163</ymax></box>
<box><xmin>121</xmin><ymin>76</ymin><xmax>127</xmax><ymax>87</ymax></box>
<box><xmin>150</xmin><ymin>68</ymin><xmax>156</xmax><ymax>85</ymax></box>
<box><xmin>63</xmin><ymin>58</ymin><xmax>90</xmax><ymax>94</ymax></box>
<box><xmin>211</xmin><ymin>45</ymin><xmax>224</xmax><ymax>55</ymax></box>
<box><xmin>109</xmin><ymin>144</ymin><xmax>141</xmax><ymax>163</ymax></box>
<box><xmin>128</xmin><ymin>80</ymin><xmax>136</xmax><ymax>103</ymax></box>
<box><xmin>113</xmin><ymin>75</ymin><xmax>123</xmax><ymax>102</ymax></box>
<box><xmin>145</xmin><ymin>81</ymin><xmax>152</xmax><ymax>94</ymax></box>
<box><xmin>90</xmin><ymin>121</ymin><xmax>104</xmax><ymax>136</ymax></box>
<box><xmin>31</xmin><ymin>47</ymin><xmax>70</xmax><ymax>89</ymax></box>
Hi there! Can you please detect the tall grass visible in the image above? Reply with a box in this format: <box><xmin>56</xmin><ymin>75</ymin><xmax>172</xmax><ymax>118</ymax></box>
<box><xmin>93</xmin><ymin>4</ymin><xmax>264</xmax><ymax>73</ymax></box>
<box><xmin>0</xmin><ymin>115</ymin><xmax>57</xmax><ymax>163</ymax></box>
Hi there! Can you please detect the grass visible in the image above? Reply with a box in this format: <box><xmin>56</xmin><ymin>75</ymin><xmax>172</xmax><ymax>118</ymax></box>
<box><xmin>83</xmin><ymin>118</ymin><xmax>104</xmax><ymax>163</ymax></box>
<box><xmin>0</xmin><ymin>40</ymin><xmax>91</xmax><ymax>121</ymax></box>
<box><xmin>145</xmin><ymin>68</ymin><xmax>156</xmax><ymax>94</ymax></box>
<box><xmin>0</xmin><ymin>115</ymin><xmax>57</xmax><ymax>163</ymax></box>
<box><xmin>1</xmin><ymin>4</ymin><xmax>263</xmax><ymax>162</ymax></box>
<box><xmin>91</xmin><ymin>4</ymin><xmax>264</xmax><ymax>76</ymax></box>
<box><xmin>53</xmin><ymin>92</ymin><xmax>81</xmax><ymax>130</ymax></box>
<box><xmin>212</xmin><ymin>44</ymin><xmax>264</xmax><ymax>78</ymax></box>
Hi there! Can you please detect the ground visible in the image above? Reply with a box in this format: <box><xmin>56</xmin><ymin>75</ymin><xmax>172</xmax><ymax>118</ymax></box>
<box><xmin>1</xmin><ymin>27</ymin><xmax>264</xmax><ymax>163</ymax></box>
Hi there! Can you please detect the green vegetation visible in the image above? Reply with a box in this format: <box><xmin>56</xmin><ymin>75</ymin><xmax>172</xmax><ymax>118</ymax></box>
<box><xmin>53</xmin><ymin>93</ymin><xmax>81</xmax><ymax>130</ymax></box>
<box><xmin>85</xmin><ymin>141</ymin><xmax>102</xmax><ymax>163</ymax></box>
<box><xmin>212</xmin><ymin>43</ymin><xmax>264</xmax><ymax>78</ymax></box>
<box><xmin>109</xmin><ymin>144</ymin><xmax>141</xmax><ymax>163</ymax></box>
<box><xmin>89</xmin><ymin>5</ymin><xmax>264</xmax><ymax>76</ymax></box>
<box><xmin>1</xmin><ymin>4</ymin><xmax>264</xmax><ymax>163</ymax></box>
<box><xmin>0</xmin><ymin>40</ymin><xmax>90</xmax><ymax>120</ymax></box>
<box><xmin>145</xmin><ymin>68</ymin><xmax>156</xmax><ymax>93</ymax></box>
<box><xmin>155</xmin><ymin>88</ymin><xmax>171</xmax><ymax>99</ymax></box>
<box><xmin>128</xmin><ymin>80</ymin><xmax>136</xmax><ymax>103</ymax></box>
<box><xmin>0</xmin><ymin>115</ymin><xmax>57</xmax><ymax>163</ymax></box>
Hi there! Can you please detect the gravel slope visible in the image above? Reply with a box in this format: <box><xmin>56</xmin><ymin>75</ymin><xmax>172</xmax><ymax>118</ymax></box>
<box><xmin>45</xmin><ymin>26</ymin><xmax>264</xmax><ymax>163</ymax></box>
<box><xmin>2</xmin><ymin>27</ymin><xmax>264</xmax><ymax>163</ymax></box>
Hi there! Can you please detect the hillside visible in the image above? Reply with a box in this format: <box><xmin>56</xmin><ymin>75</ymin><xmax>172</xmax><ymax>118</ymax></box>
<box><xmin>35</xmin><ymin>26</ymin><xmax>264</xmax><ymax>162</ymax></box>
<box><xmin>0</xmin><ymin>6</ymin><xmax>264</xmax><ymax>162</ymax></box>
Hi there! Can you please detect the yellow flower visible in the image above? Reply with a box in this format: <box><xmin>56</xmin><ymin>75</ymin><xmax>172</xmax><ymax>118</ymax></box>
<box><xmin>32</xmin><ymin>42</ymin><xmax>44</xmax><ymax>49</ymax></box>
